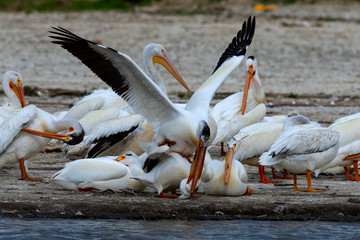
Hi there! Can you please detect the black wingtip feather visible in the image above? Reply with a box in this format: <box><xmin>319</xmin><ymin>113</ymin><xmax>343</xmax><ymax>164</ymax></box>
<box><xmin>212</xmin><ymin>16</ymin><xmax>256</xmax><ymax>74</ymax></box>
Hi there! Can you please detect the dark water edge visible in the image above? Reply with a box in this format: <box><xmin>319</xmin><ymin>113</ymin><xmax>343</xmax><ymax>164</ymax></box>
<box><xmin>0</xmin><ymin>217</ymin><xmax>359</xmax><ymax>240</ymax></box>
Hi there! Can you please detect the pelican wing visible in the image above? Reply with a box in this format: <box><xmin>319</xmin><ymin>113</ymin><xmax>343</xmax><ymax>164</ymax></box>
<box><xmin>49</xmin><ymin>27</ymin><xmax>180</xmax><ymax>130</ymax></box>
<box><xmin>185</xmin><ymin>16</ymin><xmax>255</xmax><ymax>114</ymax></box>
<box><xmin>329</xmin><ymin>113</ymin><xmax>360</xmax><ymax>147</ymax></box>
<box><xmin>0</xmin><ymin>105</ymin><xmax>37</xmax><ymax>153</ymax></box>
<box><xmin>85</xmin><ymin>114</ymin><xmax>144</xmax><ymax>158</ymax></box>
<box><xmin>51</xmin><ymin>158</ymin><xmax>129</xmax><ymax>182</ymax></box>
<box><xmin>268</xmin><ymin>127</ymin><xmax>340</xmax><ymax>158</ymax></box>
<box><xmin>233</xmin><ymin>116</ymin><xmax>286</xmax><ymax>160</ymax></box>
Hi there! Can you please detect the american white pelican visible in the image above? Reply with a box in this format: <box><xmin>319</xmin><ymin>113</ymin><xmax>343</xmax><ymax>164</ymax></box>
<box><xmin>1</xmin><ymin>71</ymin><xmax>26</xmax><ymax>109</ymax></box>
<box><xmin>200</xmin><ymin>138</ymin><xmax>252</xmax><ymax>196</ymax></box>
<box><xmin>49</xmin><ymin>16</ymin><xmax>256</xmax><ymax>194</ymax></box>
<box><xmin>50</xmin><ymin>152</ymin><xmax>146</xmax><ymax>192</ymax></box>
<box><xmin>0</xmin><ymin>105</ymin><xmax>84</xmax><ymax>181</ymax></box>
<box><xmin>233</xmin><ymin>115</ymin><xmax>294</xmax><ymax>183</ymax></box>
<box><xmin>259</xmin><ymin>114</ymin><xmax>340</xmax><ymax>192</ymax></box>
<box><xmin>210</xmin><ymin>56</ymin><xmax>266</xmax><ymax>154</ymax></box>
<box><xmin>134</xmin><ymin>151</ymin><xmax>191</xmax><ymax>197</ymax></box>
<box><xmin>314</xmin><ymin>113</ymin><xmax>360</xmax><ymax>181</ymax></box>
<box><xmin>62</xmin><ymin>43</ymin><xmax>190</xmax><ymax>157</ymax></box>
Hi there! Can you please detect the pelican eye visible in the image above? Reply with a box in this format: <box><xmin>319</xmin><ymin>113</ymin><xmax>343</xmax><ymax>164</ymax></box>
<box><xmin>68</xmin><ymin>127</ymin><xmax>74</xmax><ymax>132</ymax></box>
<box><xmin>17</xmin><ymin>78</ymin><xmax>22</xmax><ymax>87</ymax></box>
<box><xmin>9</xmin><ymin>83</ymin><xmax>13</xmax><ymax>89</ymax></box>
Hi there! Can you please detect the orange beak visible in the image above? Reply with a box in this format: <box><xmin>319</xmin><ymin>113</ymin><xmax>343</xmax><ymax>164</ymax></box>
<box><xmin>10</xmin><ymin>81</ymin><xmax>26</xmax><ymax>107</ymax></box>
<box><xmin>224</xmin><ymin>146</ymin><xmax>234</xmax><ymax>185</ymax></box>
<box><xmin>153</xmin><ymin>51</ymin><xmax>191</xmax><ymax>93</ymax></box>
<box><xmin>240</xmin><ymin>68</ymin><xmax>255</xmax><ymax>115</ymax></box>
<box><xmin>21</xmin><ymin>128</ymin><xmax>71</xmax><ymax>142</ymax></box>
<box><xmin>187</xmin><ymin>139</ymin><xmax>207</xmax><ymax>194</ymax></box>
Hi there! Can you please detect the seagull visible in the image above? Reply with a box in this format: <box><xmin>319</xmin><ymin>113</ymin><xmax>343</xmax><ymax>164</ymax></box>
<box><xmin>50</xmin><ymin>152</ymin><xmax>146</xmax><ymax>192</ymax></box>
<box><xmin>49</xmin><ymin>16</ymin><xmax>256</xmax><ymax>194</ymax></box>
<box><xmin>210</xmin><ymin>56</ymin><xmax>266</xmax><ymax>155</ymax></box>
<box><xmin>259</xmin><ymin>114</ymin><xmax>340</xmax><ymax>192</ymax></box>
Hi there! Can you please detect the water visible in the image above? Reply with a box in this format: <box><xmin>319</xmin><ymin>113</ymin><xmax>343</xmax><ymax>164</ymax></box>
<box><xmin>0</xmin><ymin>217</ymin><xmax>358</xmax><ymax>240</ymax></box>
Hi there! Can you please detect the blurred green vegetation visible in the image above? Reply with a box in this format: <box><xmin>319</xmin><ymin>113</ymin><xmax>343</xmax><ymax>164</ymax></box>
<box><xmin>0</xmin><ymin>0</ymin><xmax>160</xmax><ymax>12</ymax></box>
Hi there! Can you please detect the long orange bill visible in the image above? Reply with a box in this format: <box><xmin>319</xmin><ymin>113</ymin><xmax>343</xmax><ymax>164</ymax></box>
<box><xmin>187</xmin><ymin>139</ymin><xmax>207</xmax><ymax>194</ymax></box>
<box><xmin>240</xmin><ymin>71</ymin><xmax>255</xmax><ymax>115</ymax></box>
<box><xmin>21</xmin><ymin>128</ymin><xmax>70</xmax><ymax>142</ymax></box>
<box><xmin>224</xmin><ymin>147</ymin><xmax>234</xmax><ymax>185</ymax></box>
<box><xmin>344</xmin><ymin>153</ymin><xmax>360</xmax><ymax>160</ymax></box>
<box><xmin>153</xmin><ymin>52</ymin><xmax>191</xmax><ymax>93</ymax></box>
<box><xmin>10</xmin><ymin>81</ymin><xmax>27</xmax><ymax>107</ymax></box>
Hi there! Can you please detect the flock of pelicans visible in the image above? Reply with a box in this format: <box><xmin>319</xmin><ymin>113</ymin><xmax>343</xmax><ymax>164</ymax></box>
<box><xmin>1</xmin><ymin>16</ymin><xmax>360</xmax><ymax>199</ymax></box>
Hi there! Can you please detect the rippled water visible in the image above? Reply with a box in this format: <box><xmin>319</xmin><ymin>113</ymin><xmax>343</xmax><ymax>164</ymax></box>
<box><xmin>0</xmin><ymin>217</ymin><xmax>359</xmax><ymax>239</ymax></box>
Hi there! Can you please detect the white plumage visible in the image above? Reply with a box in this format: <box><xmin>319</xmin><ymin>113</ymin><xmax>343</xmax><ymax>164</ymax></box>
<box><xmin>200</xmin><ymin>139</ymin><xmax>252</xmax><ymax>196</ymax></box>
<box><xmin>259</xmin><ymin>115</ymin><xmax>340</xmax><ymax>191</ymax></box>
<box><xmin>134</xmin><ymin>152</ymin><xmax>191</xmax><ymax>197</ymax></box>
<box><xmin>50</xmin><ymin>152</ymin><xmax>146</xmax><ymax>192</ymax></box>
<box><xmin>211</xmin><ymin>56</ymin><xmax>266</xmax><ymax>148</ymax></box>
<box><xmin>315</xmin><ymin>113</ymin><xmax>360</xmax><ymax>180</ymax></box>
<box><xmin>62</xmin><ymin>43</ymin><xmax>190</xmax><ymax>157</ymax></box>
<box><xmin>49</xmin><ymin>17</ymin><xmax>255</xmax><ymax>194</ymax></box>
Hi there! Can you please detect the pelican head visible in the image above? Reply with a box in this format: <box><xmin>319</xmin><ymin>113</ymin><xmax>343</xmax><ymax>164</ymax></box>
<box><xmin>187</xmin><ymin>120</ymin><xmax>211</xmax><ymax>194</ymax></box>
<box><xmin>114</xmin><ymin>151</ymin><xmax>143</xmax><ymax>168</ymax></box>
<box><xmin>143</xmin><ymin>43</ymin><xmax>191</xmax><ymax>93</ymax></box>
<box><xmin>241</xmin><ymin>56</ymin><xmax>258</xmax><ymax>115</ymax></box>
<box><xmin>224</xmin><ymin>137</ymin><xmax>237</xmax><ymax>185</ymax></box>
<box><xmin>63</xmin><ymin>119</ymin><xmax>85</xmax><ymax>145</ymax></box>
<box><xmin>2</xmin><ymin>71</ymin><xmax>26</xmax><ymax>108</ymax></box>
<box><xmin>283</xmin><ymin>114</ymin><xmax>311</xmax><ymax>130</ymax></box>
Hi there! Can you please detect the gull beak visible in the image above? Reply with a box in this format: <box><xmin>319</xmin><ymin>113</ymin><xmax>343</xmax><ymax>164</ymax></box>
<box><xmin>241</xmin><ymin>66</ymin><xmax>255</xmax><ymax>115</ymax></box>
<box><xmin>224</xmin><ymin>145</ymin><xmax>234</xmax><ymax>185</ymax></box>
<box><xmin>10</xmin><ymin>79</ymin><xmax>27</xmax><ymax>107</ymax></box>
<box><xmin>21</xmin><ymin>128</ymin><xmax>71</xmax><ymax>142</ymax></box>
<box><xmin>153</xmin><ymin>51</ymin><xmax>191</xmax><ymax>93</ymax></box>
<box><xmin>187</xmin><ymin>138</ymin><xmax>207</xmax><ymax>194</ymax></box>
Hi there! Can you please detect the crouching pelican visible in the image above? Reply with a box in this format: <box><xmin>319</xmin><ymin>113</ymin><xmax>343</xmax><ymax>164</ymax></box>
<box><xmin>259</xmin><ymin>114</ymin><xmax>340</xmax><ymax>192</ymax></box>
<box><xmin>49</xmin><ymin>16</ymin><xmax>256</xmax><ymax>194</ymax></box>
<box><xmin>50</xmin><ymin>152</ymin><xmax>146</xmax><ymax>192</ymax></box>
<box><xmin>200</xmin><ymin>137</ymin><xmax>252</xmax><ymax>196</ymax></box>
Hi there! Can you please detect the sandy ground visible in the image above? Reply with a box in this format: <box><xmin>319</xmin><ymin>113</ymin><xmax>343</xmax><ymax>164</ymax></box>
<box><xmin>1</xmin><ymin>1</ymin><xmax>360</xmax><ymax>220</ymax></box>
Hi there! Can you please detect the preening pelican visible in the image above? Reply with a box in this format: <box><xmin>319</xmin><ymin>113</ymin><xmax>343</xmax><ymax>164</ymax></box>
<box><xmin>314</xmin><ymin>113</ymin><xmax>360</xmax><ymax>181</ymax></box>
<box><xmin>0</xmin><ymin>107</ymin><xmax>84</xmax><ymax>181</ymax></box>
<box><xmin>259</xmin><ymin>115</ymin><xmax>340</xmax><ymax>192</ymax></box>
<box><xmin>50</xmin><ymin>152</ymin><xmax>146</xmax><ymax>192</ymax></box>
<box><xmin>233</xmin><ymin>115</ymin><xmax>291</xmax><ymax>183</ymax></box>
<box><xmin>49</xmin><ymin>16</ymin><xmax>256</xmax><ymax>194</ymax></box>
<box><xmin>62</xmin><ymin>43</ymin><xmax>191</xmax><ymax>157</ymax></box>
<box><xmin>134</xmin><ymin>151</ymin><xmax>191</xmax><ymax>197</ymax></box>
<box><xmin>200</xmin><ymin>138</ymin><xmax>252</xmax><ymax>196</ymax></box>
<box><xmin>210</xmin><ymin>56</ymin><xmax>266</xmax><ymax>153</ymax></box>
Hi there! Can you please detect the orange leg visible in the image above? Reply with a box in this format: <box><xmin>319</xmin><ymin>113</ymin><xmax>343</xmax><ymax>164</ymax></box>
<box><xmin>245</xmin><ymin>186</ymin><xmax>253</xmax><ymax>195</ymax></box>
<box><xmin>158</xmin><ymin>192</ymin><xmax>180</xmax><ymax>198</ymax></box>
<box><xmin>353</xmin><ymin>160</ymin><xmax>360</xmax><ymax>181</ymax></box>
<box><xmin>293</xmin><ymin>170</ymin><xmax>324</xmax><ymax>192</ymax></box>
<box><xmin>259</xmin><ymin>165</ymin><xmax>277</xmax><ymax>184</ymax></box>
<box><xmin>272</xmin><ymin>168</ymin><xmax>293</xmax><ymax>179</ymax></box>
<box><xmin>344</xmin><ymin>167</ymin><xmax>355</xmax><ymax>181</ymax></box>
<box><xmin>19</xmin><ymin>158</ymin><xmax>42</xmax><ymax>181</ymax></box>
